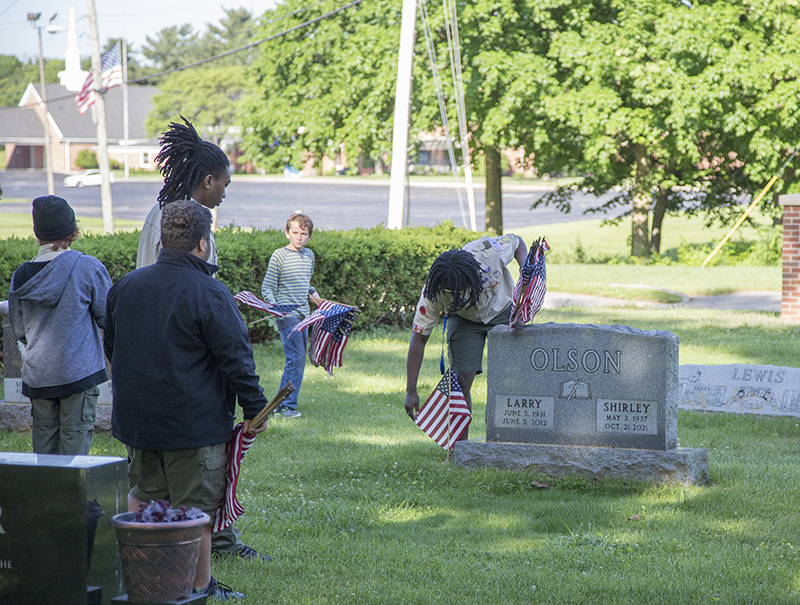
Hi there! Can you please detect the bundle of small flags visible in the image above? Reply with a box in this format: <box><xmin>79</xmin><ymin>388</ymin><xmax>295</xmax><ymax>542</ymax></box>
<box><xmin>509</xmin><ymin>237</ymin><xmax>550</xmax><ymax>330</ymax></box>
<box><xmin>234</xmin><ymin>291</ymin><xmax>299</xmax><ymax>318</ymax></box>
<box><xmin>291</xmin><ymin>299</ymin><xmax>357</xmax><ymax>376</ymax></box>
<box><xmin>415</xmin><ymin>369</ymin><xmax>471</xmax><ymax>450</ymax></box>
<box><xmin>213</xmin><ymin>384</ymin><xmax>295</xmax><ymax>532</ymax></box>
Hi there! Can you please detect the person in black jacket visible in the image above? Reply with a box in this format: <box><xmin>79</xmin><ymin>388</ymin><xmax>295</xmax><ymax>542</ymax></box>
<box><xmin>104</xmin><ymin>200</ymin><xmax>267</xmax><ymax>600</ymax></box>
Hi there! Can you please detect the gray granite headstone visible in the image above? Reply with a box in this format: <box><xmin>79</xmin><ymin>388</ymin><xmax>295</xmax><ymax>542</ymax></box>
<box><xmin>454</xmin><ymin>323</ymin><xmax>708</xmax><ymax>485</ymax></box>
<box><xmin>486</xmin><ymin>322</ymin><xmax>678</xmax><ymax>450</ymax></box>
<box><xmin>0</xmin><ymin>453</ymin><xmax>127</xmax><ymax>604</ymax></box>
<box><xmin>2</xmin><ymin>319</ymin><xmax>113</xmax><ymax>431</ymax></box>
<box><xmin>679</xmin><ymin>364</ymin><xmax>800</xmax><ymax>416</ymax></box>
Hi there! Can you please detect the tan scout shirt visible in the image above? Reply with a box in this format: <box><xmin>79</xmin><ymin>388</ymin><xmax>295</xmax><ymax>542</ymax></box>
<box><xmin>136</xmin><ymin>203</ymin><xmax>218</xmax><ymax>269</ymax></box>
<box><xmin>411</xmin><ymin>234</ymin><xmax>520</xmax><ymax>336</ymax></box>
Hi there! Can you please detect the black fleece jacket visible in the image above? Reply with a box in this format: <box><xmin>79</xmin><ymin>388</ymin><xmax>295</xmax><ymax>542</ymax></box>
<box><xmin>105</xmin><ymin>247</ymin><xmax>267</xmax><ymax>450</ymax></box>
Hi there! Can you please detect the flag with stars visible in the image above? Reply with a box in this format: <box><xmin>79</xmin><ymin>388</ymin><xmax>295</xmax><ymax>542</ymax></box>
<box><xmin>292</xmin><ymin>299</ymin><xmax>357</xmax><ymax>376</ymax></box>
<box><xmin>234</xmin><ymin>291</ymin><xmax>299</xmax><ymax>318</ymax></box>
<box><xmin>212</xmin><ymin>422</ymin><xmax>256</xmax><ymax>532</ymax></box>
<box><xmin>509</xmin><ymin>237</ymin><xmax>550</xmax><ymax>330</ymax></box>
<box><xmin>75</xmin><ymin>42</ymin><xmax>123</xmax><ymax>115</ymax></box>
<box><xmin>415</xmin><ymin>369</ymin><xmax>471</xmax><ymax>450</ymax></box>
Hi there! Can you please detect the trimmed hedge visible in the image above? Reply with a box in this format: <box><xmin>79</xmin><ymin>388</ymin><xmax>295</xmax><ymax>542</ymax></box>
<box><xmin>1</xmin><ymin>222</ymin><xmax>477</xmax><ymax>347</ymax></box>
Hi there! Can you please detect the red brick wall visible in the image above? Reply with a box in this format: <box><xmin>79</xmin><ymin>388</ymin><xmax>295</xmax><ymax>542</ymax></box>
<box><xmin>781</xmin><ymin>199</ymin><xmax>800</xmax><ymax>321</ymax></box>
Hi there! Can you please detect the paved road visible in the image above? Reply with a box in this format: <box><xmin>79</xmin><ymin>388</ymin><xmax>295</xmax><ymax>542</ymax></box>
<box><xmin>0</xmin><ymin>170</ymin><xmax>621</xmax><ymax>231</ymax></box>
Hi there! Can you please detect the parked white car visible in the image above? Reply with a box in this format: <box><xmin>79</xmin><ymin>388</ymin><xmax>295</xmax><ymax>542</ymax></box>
<box><xmin>63</xmin><ymin>169</ymin><xmax>116</xmax><ymax>188</ymax></box>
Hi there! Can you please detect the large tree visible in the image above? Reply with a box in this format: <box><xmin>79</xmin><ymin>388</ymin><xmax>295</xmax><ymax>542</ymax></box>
<box><xmin>242</xmin><ymin>0</ymin><xmax>557</xmax><ymax>231</ymax></box>
<box><xmin>145</xmin><ymin>65</ymin><xmax>256</xmax><ymax>146</ymax></box>
<box><xmin>0</xmin><ymin>55</ymin><xmax>65</xmax><ymax>106</ymax></box>
<box><xmin>533</xmin><ymin>0</ymin><xmax>800</xmax><ymax>256</ymax></box>
<box><xmin>142</xmin><ymin>25</ymin><xmax>201</xmax><ymax>73</ymax></box>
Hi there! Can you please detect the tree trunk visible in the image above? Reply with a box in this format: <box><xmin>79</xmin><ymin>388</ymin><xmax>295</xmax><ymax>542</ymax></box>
<box><xmin>631</xmin><ymin>145</ymin><xmax>651</xmax><ymax>257</ymax></box>
<box><xmin>315</xmin><ymin>152</ymin><xmax>324</xmax><ymax>176</ymax></box>
<box><xmin>484</xmin><ymin>147</ymin><xmax>503</xmax><ymax>235</ymax></box>
<box><xmin>650</xmin><ymin>187</ymin><xmax>668</xmax><ymax>254</ymax></box>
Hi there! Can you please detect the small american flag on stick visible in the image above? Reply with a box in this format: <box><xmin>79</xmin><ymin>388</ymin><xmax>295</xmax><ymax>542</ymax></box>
<box><xmin>234</xmin><ymin>291</ymin><xmax>299</xmax><ymax>318</ymax></box>
<box><xmin>415</xmin><ymin>369</ymin><xmax>471</xmax><ymax>450</ymax></box>
<box><xmin>292</xmin><ymin>299</ymin><xmax>357</xmax><ymax>376</ymax></box>
<box><xmin>509</xmin><ymin>237</ymin><xmax>550</xmax><ymax>330</ymax></box>
<box><xmin>212</xmin><ymin>383</ymin><xmax>295</xmax><ymax>532</ymax></box>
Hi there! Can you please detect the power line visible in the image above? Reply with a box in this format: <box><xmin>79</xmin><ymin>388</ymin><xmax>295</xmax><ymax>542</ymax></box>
<box><xmin>4</xmin><ymin>0</ymin><xmax>363</xmax><ymax>111</ymax></box>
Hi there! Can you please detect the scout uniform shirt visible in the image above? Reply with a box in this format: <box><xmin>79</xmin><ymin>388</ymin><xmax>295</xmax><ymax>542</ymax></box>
<box><xmin>411</xmin><ymin>234</ymin><xmax>520</xmax><ymax>335</ymax></box>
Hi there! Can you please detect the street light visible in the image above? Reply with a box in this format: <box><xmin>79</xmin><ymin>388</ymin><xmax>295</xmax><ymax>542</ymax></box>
<box><xmin>28</xmin><ymin>12</ymin><xmax>65</xmax><ymax>195</ymax></box>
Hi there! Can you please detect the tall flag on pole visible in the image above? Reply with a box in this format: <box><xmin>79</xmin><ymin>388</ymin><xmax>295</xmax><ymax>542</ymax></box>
<box><xmin>509</xmin><ymin>237</ymin><xmax>550</xmax><ymax>330</ymax></box>
<box><xmin>415</xmin><ymin>369</ymin><xmax>471</xmax><ymax>450</ymax></box>
<box><xmin>234</xmin><ymin>291</ymin><xmax>299</xmax><ymax>318</ymax></box>
<box><xmin>75</xmin><ymin>42</ymin><xmax>123</xmax><ymax>115</ymax></box>
<box><xmin>292</xmin><ymin>299</ymin><xmax>357</xmax><ymax>376</ymax></box>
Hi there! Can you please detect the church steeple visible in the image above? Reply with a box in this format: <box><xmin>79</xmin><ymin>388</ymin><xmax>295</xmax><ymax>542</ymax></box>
<box><xmin>58</xmin><ymin>7</ymin><xmax>88</xmax><ymax>92</ymax></box>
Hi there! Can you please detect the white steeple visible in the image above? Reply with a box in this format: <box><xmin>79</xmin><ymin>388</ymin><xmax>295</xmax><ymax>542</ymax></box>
<box><xmin>58</xmin><ymin>7</ymin><xmax>88</xmax><ymax>91</ymax></box>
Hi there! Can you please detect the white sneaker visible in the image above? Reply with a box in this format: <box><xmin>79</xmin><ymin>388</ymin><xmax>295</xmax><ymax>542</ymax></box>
<box><xmin>279</xmin><ymin>408</ymin><xmax>302</xmax><ymax>418</ymax></box>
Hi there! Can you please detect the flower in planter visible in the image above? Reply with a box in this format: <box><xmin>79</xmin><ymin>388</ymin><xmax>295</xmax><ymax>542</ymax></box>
<box><xmin>132</xmin><ymin>499</ymin><xmax>206</xmax><ymax>523</ymax></box>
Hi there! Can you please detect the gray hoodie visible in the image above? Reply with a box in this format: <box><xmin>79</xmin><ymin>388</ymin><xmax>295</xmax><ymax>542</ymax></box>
<box><xmin>9</xmin><ymin>249</ymin><xmax>111</xmax><ymax>396</ymax></box>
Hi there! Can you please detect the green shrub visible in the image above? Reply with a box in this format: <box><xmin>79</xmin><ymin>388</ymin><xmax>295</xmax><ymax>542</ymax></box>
<box><xmin>75</xmin><ymin>150</ymin><xmax>99</xmax><ymax>169</ymax></box>
<box><xmin>1</xmin><ymin>222</ymin><xmax>476</xmax><ymax>346</ymax></box>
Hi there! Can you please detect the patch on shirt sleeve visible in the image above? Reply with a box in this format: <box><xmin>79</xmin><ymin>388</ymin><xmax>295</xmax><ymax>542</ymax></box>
<box><xmin>412</xmin><ymin>324</ymin><xmax>425</xmax><ymax>334</ymax></box>
<box><xmin>419</xmin><ymin>305</ymin><xmax>427</xmax><ymax>315</ymax></box>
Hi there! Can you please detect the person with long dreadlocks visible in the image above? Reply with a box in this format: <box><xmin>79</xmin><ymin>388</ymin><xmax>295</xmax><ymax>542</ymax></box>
<box><xmin>404</xmin><ymin>235</ymin><xmax>528</xmax><ymax>438</ymax></box>
<box><xmin>136</xmin><ymin>116</ymin><xmax>231</xmax><ymax>268</ymax></box>
<box><xmin>134</xmin><ymin>118</ymin><xmax>271</xmax><ymax>564</ymax></box>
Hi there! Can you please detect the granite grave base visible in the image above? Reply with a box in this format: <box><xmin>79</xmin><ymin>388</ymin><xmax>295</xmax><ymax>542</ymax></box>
<box><xmin>453</xmin><ymin>439</ymin><xmax>709</xmax><ymax>485</ymax></box>
<box><xmin>112</xmin><ymin>594</ymin><xmax>207</xmax><ymax>604</ymax></box>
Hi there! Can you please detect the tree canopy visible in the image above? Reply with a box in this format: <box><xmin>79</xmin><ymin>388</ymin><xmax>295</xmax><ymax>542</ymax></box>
<box><xmin>533</xmin><ymin>0</ymin><xmax>800</xmax><ymax>255</ymax></box>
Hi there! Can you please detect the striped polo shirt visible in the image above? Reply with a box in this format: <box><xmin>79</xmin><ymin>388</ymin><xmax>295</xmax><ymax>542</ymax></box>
<box><xmin>261</xmin><ymin>246</ymin><xmax>316</xmax><ymax>318</ymax></box>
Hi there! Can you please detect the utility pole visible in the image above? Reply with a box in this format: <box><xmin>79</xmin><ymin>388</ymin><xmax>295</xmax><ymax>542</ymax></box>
<box><xmin>28</xmin><ymin>13</ymin><xmax>55</xmax><ymax>195</ymax></box>
<box><xmin>387</xmin><ymin>0</ymin><xmax>418</xmax><ymax>229</ymax></box>
<box><xmin>86</xmin><ymin>0</ymin><xmax>115</xmax><ymax>234</ymax></box>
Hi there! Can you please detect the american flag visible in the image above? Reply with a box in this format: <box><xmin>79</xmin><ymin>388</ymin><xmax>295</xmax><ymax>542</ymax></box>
<box><xmin>415</xmin><ymin>369</ymin><xmax>471</xmax><ymax>450</ymax></box>
<box><xmin>509</xmin><ymin>238</ymin><xmax>550</xmax><ymax>330</ymax></box>
<box><xmin>292</xmin><ymin>299</ymin><xmax>357</xmax><ymax>376</ymax></box>
<box><xmin>212</xmin><ymin>422</ymin><xmax>256</xmax><ymax>532</ymax></box>
<box><xmin>234</xmin><ymin>291</ymin><xmax>299</xmax><ymax>318</ymax></box>
<box><xmin>75</xmin><ymin>42</ymin><xmax>124</xmax><ymax>115</ymax></box>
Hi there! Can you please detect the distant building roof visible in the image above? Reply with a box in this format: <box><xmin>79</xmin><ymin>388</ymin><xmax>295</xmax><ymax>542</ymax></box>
<box><xmin>0</xmin><ymin>83</ymin><xmax>160</xmax><ymax>146</ymax></box>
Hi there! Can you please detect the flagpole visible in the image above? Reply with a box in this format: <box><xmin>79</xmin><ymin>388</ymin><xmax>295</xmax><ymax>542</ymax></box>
<box><xmin>122</xmin><ymin>38</ymin><xmax>130</xmax><ymax>180</ymax></box>
<box><xmin>86</xmin><ymin>0</ymin><xmax>115</xmax><ymax>234</ymax></box>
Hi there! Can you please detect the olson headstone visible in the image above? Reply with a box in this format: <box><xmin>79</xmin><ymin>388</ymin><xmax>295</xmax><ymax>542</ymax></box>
<box><xmin>454</xmin><ymin>323</ymin><xmax>709</xmax><ymax>485</ymax></box>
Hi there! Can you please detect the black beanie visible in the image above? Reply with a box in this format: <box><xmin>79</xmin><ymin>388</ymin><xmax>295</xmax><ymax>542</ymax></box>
<box><xmin>32</xmin><ymin>195</ymin><xmax>77</xmax><ymax>241</ymax></box>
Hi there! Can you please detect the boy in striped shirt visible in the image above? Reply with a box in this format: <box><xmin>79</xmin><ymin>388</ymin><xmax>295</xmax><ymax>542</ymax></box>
<box><xmin>261</xmin><ymin>213</ymin><xmax>321</xmax><ymax>418</ymax></box>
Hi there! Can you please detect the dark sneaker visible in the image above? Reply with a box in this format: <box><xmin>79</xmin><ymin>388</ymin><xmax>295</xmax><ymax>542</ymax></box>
<box><xmin>279</xmin><ymin>408</ymin><xmax>302</xmax><ymax>418</ymax></box>
<box><xmin>233</xmin><ymin>543</ymin><xmax>272</xmax><ymax>562</ymax></box>
<box><xmin>197</xmin><ymin>576</ymin><xmax>245</xmax><ymax>601</ymax></box>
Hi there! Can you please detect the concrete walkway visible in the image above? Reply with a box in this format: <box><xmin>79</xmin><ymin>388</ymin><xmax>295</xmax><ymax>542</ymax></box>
<box><xmin>544</xmin><ymin>290</ymin><xmax>781</xmax><ymax>312</ymax></box>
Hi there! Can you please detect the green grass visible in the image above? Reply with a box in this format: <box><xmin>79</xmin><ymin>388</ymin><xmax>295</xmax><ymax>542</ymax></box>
<box><xmin>516</xmin><ymin>207</ymin><xmax>776</xmax><ymax>260</ymax></box>
<box><xmin>548</xmin><ymin>264</ymin><xmax>780</xmax><ymax>299</ymax></box>
<box><xmin>3</xmin><ymin>305</ymin><xmax>800</xmax><ymax>604</ymax></box>
<box><xmin>0</xmin><ymin>212</ymin><xmax>142</xmax><ymax>238</ymax></box>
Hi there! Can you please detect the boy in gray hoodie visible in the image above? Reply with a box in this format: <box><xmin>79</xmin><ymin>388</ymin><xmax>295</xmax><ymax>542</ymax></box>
<box><xmin>8</xmin><ymin>195</ymin><xmax>111</xmax><ymax>455</ymax></box>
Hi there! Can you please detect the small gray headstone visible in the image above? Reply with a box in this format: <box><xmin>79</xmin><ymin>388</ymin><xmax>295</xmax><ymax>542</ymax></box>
<box><xmin>486</xmin><ymin>323</ymin><xmax>679</xmax><ymax>450</ymax></box>
<box><xmin>679</xmin><ymin>364</ymin><xmax>800</xmax><ymax>416</ymax></box>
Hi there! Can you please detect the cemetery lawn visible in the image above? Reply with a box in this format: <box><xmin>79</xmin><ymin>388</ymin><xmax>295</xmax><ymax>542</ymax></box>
<box><xmin>2</xmin><ymin>306</ymin><xmax>799</xmax><ymax>603</ymax></box>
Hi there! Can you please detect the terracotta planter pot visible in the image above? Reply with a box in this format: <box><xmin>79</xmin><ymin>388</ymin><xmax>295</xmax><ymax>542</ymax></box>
<box><xmin>110</xmin><ymin>511</ymin><xmax>210</xmax><ymax>602</ymax></box>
